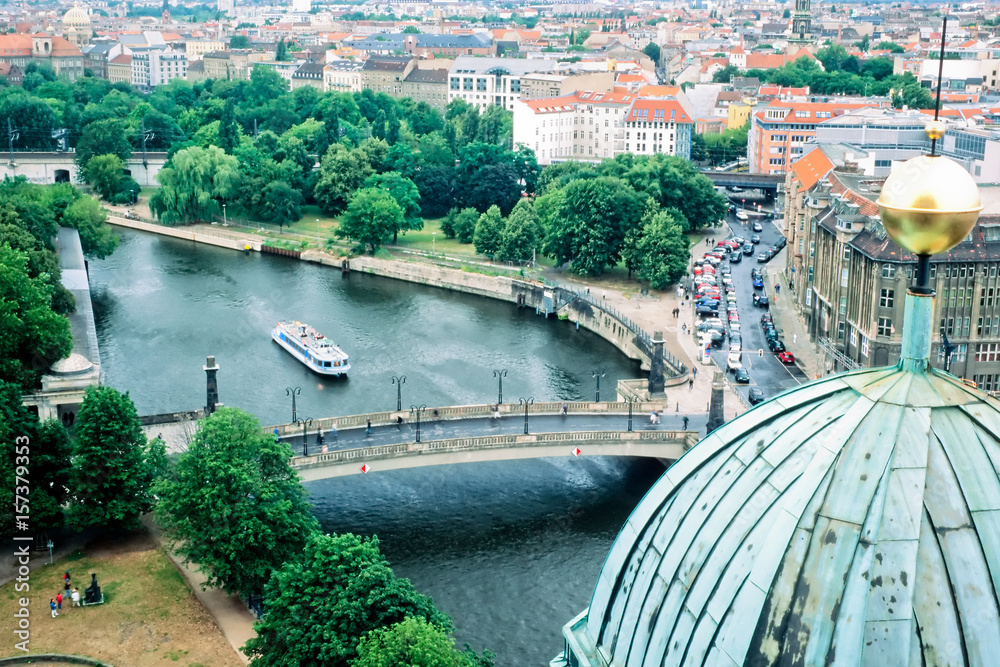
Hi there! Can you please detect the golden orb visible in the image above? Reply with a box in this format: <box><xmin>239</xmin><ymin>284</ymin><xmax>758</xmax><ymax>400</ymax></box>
<box><xmin>924</xmin><ymin>119</ymin><xmax>947</xmax><ymax>141</ymax></box>
<box><xmin>876</xmin><ymin>154</ymin><xmax>982</xmax><ymax>255</ymax></box>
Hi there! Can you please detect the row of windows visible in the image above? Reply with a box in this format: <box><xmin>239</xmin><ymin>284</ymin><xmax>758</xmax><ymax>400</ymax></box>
<box><xmin>939</xmin><ymin>344</ymin><xmax>968</xmax><ymax>363</ymax></box>
<box><xmin>977</xmin><ymin>343</ymin><xmax>1000</xmax><ymax>362</ymax></box>
<box><xmin>978</xmin><ymin>317</ymin><xmax>1000</xmax><ymax>336</ymax></box>
<box><xmin>942</xmin><ymin>317</ymin><xmax>971</xmax><ymax>337</ymax></box>
<box><xmin>973</xmin><ymin>374</ymin><xmax>1000</xmax><ymax>391</ymax></box>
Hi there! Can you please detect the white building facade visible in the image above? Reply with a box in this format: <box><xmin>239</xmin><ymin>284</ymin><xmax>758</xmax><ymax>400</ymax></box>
<box><xmin>130</xmin><ymin>48</ymin><xmax>187</xmax><ymax>92</ymax></box>
<box><xmin>448</xmin><ymin>56</ymin><xmax>558</xmax><ymax>112</ymax></box>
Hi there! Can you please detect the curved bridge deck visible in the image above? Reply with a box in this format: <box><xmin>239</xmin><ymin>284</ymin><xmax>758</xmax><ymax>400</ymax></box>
<box><xmin>291</xmin><ymin>429</ymin><xmax>696</xmax><ymax>480</ymax></box>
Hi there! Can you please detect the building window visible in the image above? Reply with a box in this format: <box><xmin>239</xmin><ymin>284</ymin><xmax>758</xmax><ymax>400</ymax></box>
<box><xmin>878</xmin><ymin>318</ymin><xmax>893</xmax><ymax>337</ymax></box>
<box><xmin>881</xmin><ymin>264</ymin><xmax>895</xmax><ymax>279</ymax></box>
<box><xmin>861</xmin><ymin>336</ymin><xmax>869</xmax><ymax>356</ymax></box>
<box><xmin>838</xmin><ymin>321</ymin><xmax>846</xmax><ymax>339</ymax></box>
<box><xmin>880</xmin><ymin>289</ymin><xmax>894</xmax><ymax>308</ymax></box>
<box><xmin>841</xmin><ymin>268</ymin><xmax>849</xmax><ymax>287</ymax></box>
<box><xmin>974</xmin><ymin>374</ymin><xmax>1000</xmax><ymax>391</ymax></box>
<box><xmin>976</xmin><ymin>343</ymin><xmax>1000</xmax><ymax>362</ymax></box>
<box><xmin>850</xmin><ymin>327</ymin><xmax>858</xmax><ymax>346</ymax></box>
<box><xmin>839</xmin><ymin>296</ymin><xmax>847</xmax><ymax>316</ymax></box>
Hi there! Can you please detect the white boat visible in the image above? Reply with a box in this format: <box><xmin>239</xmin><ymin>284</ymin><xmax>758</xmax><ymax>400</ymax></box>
<box><xmin>271</xmin><ymin>321</ymin><xmax>350</xmax><ymax>376</ymax></box>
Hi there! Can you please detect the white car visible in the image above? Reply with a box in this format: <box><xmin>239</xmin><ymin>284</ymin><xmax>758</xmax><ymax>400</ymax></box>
<box><xmin>736</xmin><ymin>211</ymin><xmax>749</xmax><ymax>221</ymax></box>
<box><xmin>727</xmin><ymin>352</ymin><xmax>743</xmax><ymax>372</ymax></box>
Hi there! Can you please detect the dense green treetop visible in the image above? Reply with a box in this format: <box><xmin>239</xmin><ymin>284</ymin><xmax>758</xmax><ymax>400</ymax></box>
<box><xmin>156</xmin><ymin>407</ymin><xmax>318</xmax><ymax>599</ymax></box>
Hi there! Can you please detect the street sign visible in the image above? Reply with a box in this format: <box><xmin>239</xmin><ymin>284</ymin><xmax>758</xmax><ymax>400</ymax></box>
<box><xmin>572</xmin><ymin>447</ymin><xmax>581</xmax><ymax>456</ymax></box>
<box><xmin>360</xmin><ymin>464</ymin><xmax>370</xmax><ymax>473</ymax></box>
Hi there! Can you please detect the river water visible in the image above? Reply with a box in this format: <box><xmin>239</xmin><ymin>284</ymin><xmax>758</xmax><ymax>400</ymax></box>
<box><xmin>88</xmin><ymin>229</ymin><xmax>665</xmax><ymax>664</ymax></box>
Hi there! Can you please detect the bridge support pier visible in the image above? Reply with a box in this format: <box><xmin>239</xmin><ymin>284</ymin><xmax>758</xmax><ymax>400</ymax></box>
<box><xmin>648</xmin><ymin>331</ymin><xmax>665</xmax><ymax>395</ymax></box>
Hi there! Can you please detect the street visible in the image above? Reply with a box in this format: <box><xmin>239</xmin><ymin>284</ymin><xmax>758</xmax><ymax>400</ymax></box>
<box><xmin>277</xmin><ymin>411</ymin><xmax>710</xmax><ymax>456</ymax></box>
<box><xmin>704</xmin><ymin>210</ymin><xmax>810</xmax><ymax>405</ymax></box>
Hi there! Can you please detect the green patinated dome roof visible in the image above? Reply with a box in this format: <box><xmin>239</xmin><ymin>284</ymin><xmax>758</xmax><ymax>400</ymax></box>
<box><xmin>566</xmin><ymin>352</ymin><xmax>1000</xmax><ymax>665</ymax></box>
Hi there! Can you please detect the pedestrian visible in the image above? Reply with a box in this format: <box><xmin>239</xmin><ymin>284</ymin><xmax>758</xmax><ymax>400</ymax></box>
<box><xmin>494</xmin><ymin>405</ymin><xmax>501</xmax><ymax>420</ymax></box>
<box><xmin>586</xmin><ymin>288</ymin><xmax>590</xmax><ymax>295</ymax></box>
<box><xmin>71</xmin><ymin>588</ymin><xmax>80</xmax><ymax>607</ymax></box>
<box><xmin>602</xmin><ymin>292</ymin><xmax>607</xmax><ymax>300</ymax></box>
<box><xmin>320</xmin><ymin>444</ymin><xmax>328</xmax><ymax>454</ymax></box>
<box><xmin>693</xmin><ymin>367</ymin><xmax>698</xmax><ymax>380</ymax></box>
<box><xmin>680</xmin><ymin>300</ymin><xmax>685</xmax><ymax>308</ymax></box>
<box><xmin>689</xmin><ymin>378</ymin><xmax>694</xmax><ymax>390</ymax></box>
<box><xmin>683</xmin><ymin>415</ymin><xmax>689</xmax><ymax>429</ymax></box>
<box><xmin>331</xmin><ymin>422</ymin><xmax>338</xmax><ymax>442</ymax></box>
<box><xmin>56</xmin><ymin>593</ymin><xmax>62</xmax><ymax>610</ymax></box>
<box><xmin>793</xmin><ymin>333</ymin><xmax>798</xmax><ymax>344</ymax></box>
<box><xmin>561</xmin><ymin>401</ymin><xmax>568</xmax><ymax>416</ymax></box>
<box><xmin>775</xmin><ymin>284</ymin><xmax>781</xmax><ymax>295</ymax></box>
<box><xmin>682</xmin><ymin>324</ymin><xmax>687</xmax><ymax>335</ymax></box>
<box><xmin>50</xmin><ymin>599</ymin><xmax>58</xmax><ymax>618</ymax></box>
<box><xmin>650</xmin><ymin>411</ymin><xmax>657</xmax><ymax>424</ymax></box>
<box><xmin>365</xmin><ymin>419</ymin><xmax>371</xmax><ymax>437</ymax></box>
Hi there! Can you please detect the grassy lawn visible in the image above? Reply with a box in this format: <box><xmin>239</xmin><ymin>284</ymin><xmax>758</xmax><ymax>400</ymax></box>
<box><xmin>286</xmin><ymin>205</ymin><xmax>340</xmax><ymax>236</ymax></box>
<box><xmin>0</xmin><ymin>535</ymin><xmax>242</xmax><ymax>667</ymax></box>
<box><xmin>392</xmin><ymin>218</ymin><xmax>476</xmax><ymax>256</ymax></box>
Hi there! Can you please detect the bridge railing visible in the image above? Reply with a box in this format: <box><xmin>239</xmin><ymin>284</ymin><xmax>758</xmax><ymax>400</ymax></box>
<box><xmin>290</xmin><ymin>429</ymin><xmax>699</xmax><ymax>470</ymax></box>
<box><xmin>267</xmin><ymin>400</ymin><xmax>668</xmax><ymax>437</ymax></box>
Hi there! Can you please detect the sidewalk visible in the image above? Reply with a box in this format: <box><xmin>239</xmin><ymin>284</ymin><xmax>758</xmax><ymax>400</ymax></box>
<box><xmin>143</xmin><ymin>516</ymin><xmax>255</xmax><ymax>664</ymax></box>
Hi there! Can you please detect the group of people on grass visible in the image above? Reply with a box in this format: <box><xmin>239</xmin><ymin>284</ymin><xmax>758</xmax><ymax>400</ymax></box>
<box><xmin>49</xmin><ymin>570</ymin><xmax>81</xmax><ymax>618</ymax></box>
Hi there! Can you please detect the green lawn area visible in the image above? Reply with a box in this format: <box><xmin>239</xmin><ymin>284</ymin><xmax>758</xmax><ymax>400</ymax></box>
<box><xmin>393</xmin><ymin>218</ymin><xmax>476</xmax><ymax>256</ymax></box>
<box><xmin>286</xmin><ymin>205</ymin><xmax>340</xmax><ymax>236</ymax></box>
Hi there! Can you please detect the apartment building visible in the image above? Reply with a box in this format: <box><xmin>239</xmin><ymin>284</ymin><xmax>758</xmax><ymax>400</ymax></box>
<box><xmin>360</xmin><ymin>56</ymin><xmax>414</xmax><ymax>95</ymax></box>
<box><xmin>513</xmin><ymin>89</ymin><xmax>693</xmax><ymax>164</ymax></box>
<box><xmin>184</xmin><ymin>38</ymin><xmax>226</xmax><ymax>61</ymax></box>
<box><xmin>747</xmin><ymin>99</ymin><xmax>876</xmax><ymax>174</ymax></box>
<box><xmin>448</xmin><ymin>56</ymin><xmax>558</xmax><ymax>112</ymax></box>
<box><xmin>519</xmin><ymin>71</ymin><xmax>615</xmax><ymax>100</ymax></box>
<box><xmin>784</xmin><ymin>150</ymin><xmax>1000</xmax><ymax>383</ymax></box>
<box><xmin>401</xmin><ymin>68</ymin><xmax>449</xmax><ymax>111</ymax></box>
<box><xmin>131</xmin><ymin>48</ymin><xmax>187</xmax><ymax>92</ymax></box>
<box><xmin>203</xmin><ymin>49</ymin><xmax>270</xmax><ymax>81</ymax></box>
<box><xmin>108</xmin><ymin>54</ymin><xmax>132</xmax><ymax>84</ymax></box>
<box><xmin>0</xmin><ymin>34</ymin><xmax>84</xmax><ymax>81</ymax></box>
<box><xmin>324</xmin><ymin>60</ymin><xmax>362</xmax><ymax>92</ymax></box>
<box><xmin>290</xmin><ymin>61</ymin><xmax>324</xmax><ymax>90</ymax></box>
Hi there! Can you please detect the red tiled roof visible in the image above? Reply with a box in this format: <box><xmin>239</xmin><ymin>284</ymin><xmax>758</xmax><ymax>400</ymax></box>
<box><xmin>626</xmin><ymin>98</ymin><xmax>691</xmax><ymax>123</ymax></box>
<box><xmin>789</xmin><ymin>147</ymin><xmax>835</xmax><ymax>193</ymax></box>
<box><xmin>828</xmin><ymin>171</ymin><xmax>879</xmax><ymax>217</ymax></box>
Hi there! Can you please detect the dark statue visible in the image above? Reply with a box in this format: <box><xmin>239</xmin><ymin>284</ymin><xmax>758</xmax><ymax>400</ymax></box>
<box><xmin>84</xmin><ymin>572</ymin><xmax>101</xmax><ymax>604</ymax></box>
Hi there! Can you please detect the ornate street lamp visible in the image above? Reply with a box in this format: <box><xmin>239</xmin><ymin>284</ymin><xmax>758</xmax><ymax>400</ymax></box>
<box><xmin>592</xmin><ymin>370</ymin><xmax>606</xmax><ymax>402</ymax></box>
<box><xmin>519</xmin><ymin>396</ymin><xmax>534</xmax><ymax>434</ymax></box>
<box><xmin>285</xmin><ymin>386</ymin><xmax>301</xmax><ymax>423</ymax></box>
<box><xmin>410</xmin><ymin>404</ymin><xmax>427</xmax><ymax>443</ymax></box>
<box><xmin>295</xmin><ymin>417</ymin><xmax>313</xmax><ymax>457</ymax></box>
<box><xmin>391</xmin><ymin>375</ymin><xmax>406</xmax><ymax>411</ymax></box>
<box><xmin>493</xmin><ymin>369</ymin><xmax>507</xmax><ymax>405</ymax></box>
<box><xmin>625</xmin><ymin>396</ymin><xmax>638</xmax><ymax>432</ymax></box>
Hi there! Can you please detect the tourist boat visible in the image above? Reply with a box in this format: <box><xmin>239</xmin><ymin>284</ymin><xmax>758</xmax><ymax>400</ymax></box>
<box><xmin>271</xmin><ymin>321</ymin><xmax>350</xmax><ymax>376</ymax></box>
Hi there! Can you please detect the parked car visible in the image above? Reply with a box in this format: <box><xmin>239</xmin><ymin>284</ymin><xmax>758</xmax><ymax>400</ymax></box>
<box><xmin>743</xmin><ymin>243</ymin><xmax>754</xmax><ymax>255</ymax></box>
<box><xmin>750</xmin><ymin>234</ymin><xmax>761</xmax><ymax>244</ymax></box>
<box><xmin>730</xmin><ymin>336</ymin><xmax>742</xmax><ymax>351</ymax></box>
<box><xmin>710</xmin><ymin>331</ymin><xmax>726</xmax><ymax>347</ymax></box>
<box><xmin>754</xmin><ymin>294</ymin><xmax>770</xmax><ymax>308</ymax></box>
<box><xmin>727</xmin><ymin>301</ymin><xmax>739</xmax><ymax>311</ymax></box>
<box><xmin>728</xmin><ymin>310</ymin><xmax>740</xmax><ymax>322</ymax></box>
<box><xmin>775</xmin><ymin>236</ymin><xmax>787</xmax><ymax>250</ymax></box>
<box><xmin>697</xmin><ymin>304</ymin><xmax>720</xmax><ymax>315</ymax></box>
<box><xmin>697</xmin><ymin>322</ymin><xmax>725</xmax><ymax>335</ymax></box>
<box><xmin>747</xmin><ymin>388</ymin><xmax>765</xmax><ymax>405</ymax></box>
<box><xmin>768</xmin><ymin>339</ymin><xmax>786</xmax><ymax>353</ymax></box>
<box><xmin>764</xmin><ymin>329</ymin><xmax>779</xmax><ymax>343</ymax></box>
<box><xmin>730</xmin><ymin>251</ymin><xmax>742</xmax><ymax>263</ymax></box>
<box><xmin>761</xmin><ymin>313</ymin><xmax>773</xmax><ymax>325</ymax></box>
<box><xmin>734</xmin><ymin>368</ymin><xmax>751</xmax><ymax>383</ymax></box>
<box><xmin>727</xmin><ymin>352</ymin><xmax>743</xmax><ymax>372</ymax></box>
<box><xmin>777</xmin><ymin>351</ymin><xmax>796</xmax><ymax>364</ymax></box>
<box><xmin>753</xmin><ymin>277</ymin><xmax>765</xmax><ymax>289</ymax></box>
<box><xmin>757</xmin><ymin>252</ymin><xmax>772</xmax><ymax>264</ymax></box>
<box><xmin>752</xmin><ymin>222</ymin><xmax>763</xmax><ymax>232</ymax></box>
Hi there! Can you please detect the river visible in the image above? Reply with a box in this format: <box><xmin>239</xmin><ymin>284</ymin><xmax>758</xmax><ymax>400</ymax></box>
<box><xmin>88</xmin><ymin>229</ymin><xmax>665</xmax><ymax>664</ymax></box>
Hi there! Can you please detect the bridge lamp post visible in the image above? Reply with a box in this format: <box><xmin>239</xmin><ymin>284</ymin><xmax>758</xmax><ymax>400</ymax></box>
<box><xmin>592</xmin><ymin>370</ymin><xmax>606</xmax><ymax>402</ymax></box>
<box><xmin>410</xmin><ymin>404</ymin><xmax>427</xmax><ymax>443</ymax></box>
<box><xmin>391</xmin><ymin>375</ymin><xmax>406</xmax><ymax>411</ymax></box>
<box><xmin>518</xmin><ymin>397</ymin><xmax>534</xmax><ymax>435</ymax></box>
<box><xmin>625</xmin><ymin>396</ymin><xmax>638</xmax><ymax>432</ymax></box>
<box><xmin>285</xmin><ymin>386</ymin><xmax>302</xmax><ymax>423</ymax></box>
<box><xmin>295</xmin><ymin>417</ymin><xmax>313</xmax><ymax>457</ymax></box>
<box><xmin>493</xmin><ymin>369</ymin><xmax>507</xmax><ymax>404</ymax></box>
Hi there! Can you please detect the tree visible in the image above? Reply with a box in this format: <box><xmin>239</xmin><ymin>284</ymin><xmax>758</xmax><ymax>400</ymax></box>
<box><xmin>817</xmin><ymin>44</ymin><xmax>849</xmax><ymax>73</ymax></box>
<box><xmin>29</xmin><ymin>418</ymin><xmax>73</xmax><ymax>532</ymax></box>
<box><xmin>275</xmin><ymin>37</ymin><xmax>291</xmax><ymax>62</ymax></box>
<box><xmin>218</xmin><ymin>99</ymin><xmax>241</xmax><ymax>153</ymax></box>
<box><xmin>82</xmin><ymin>153</ymin><xmax>124</xmax><ymax>200</ymax></box>
<box><xmin>74</xmin><ymin>118</ymin><xmax>132</xmax><ymax>170</ymax></box>
<box><xmin>402</xmin><ymin>25</ymin><xmax>421</xmax><ymax>34</ymax></box>
<box><xmin>0</xmin><ymin>244</ymin><xmax>72</xmax><ymax>390</ymax></box>
<box><xmin>354</xmin><ymin>617</ymin><xmax>470</xmax><ymax>667</ymax></box>
<box><xmin>363</xmin><ymin>171</ymin><xmax>422</xmax><ymax>242</ymax></box>
<box><xmin>413</xmin><ymin>166</ymin><xmax>456</xmax><ymax>218</ymax></box>
<box><xmin>473</xmin><ymin>205</ymin><xmax>504</xmax><ymax>257</ymax></box>
<box><xmin>892</xmin><ymin>83</ymin><xmax>935</xmax><ymax>110</ymax></box>
<box><xmin>782</xmin><ymin>8</ymin><xmax>791</xmax><ymax>18</ymax></box>
<box><xmin>68</xmin><ymin>386</ymin><xmax>157</xmax><ymax>531</ymax></box>
<box><xmin>875</xmin><ymin>41</ymin><xmax>905</xmax><ymax>54</ymax></box>
<box><xmin>861</xmin><ymin>56</ymin><xmax>894</xmax><ymax>81</ymax></box>
<box><xmin>337</xmin><ymin>187</ymin><xmax>403</xmax><ymax>254</ymax></box>
<box><xmin>627</xmin><ymin>210</ymin><xmax>690</xmax><ymax>289</ymax></box>
<box><xmin>540</xmin><ymin>177</ymin><xmax>646</xmax><ymax>275</ymax></box>
<box><xmin>0</xmin><ymin>93</ymin><xmax>60</xmax><ymax>150</ymax></box>
<box><xmin>155</xmin><ymin>407</ymin><xmax>319</xmax><ymax>599</ymax></box>
<box><xmin>385</xmin><ymin>107</ymin><xmax>400</xmax><ymax>145</ymax></box>
<box><xmin>712</xmin><ymin>64</ymin><xmax>740</xmax><ymax>83</ymax></box>
<box><xmin>642</xmin><ymin>42</ymin><xmax>661</xmax><ymax>65</ymax></box>
<box><xmin>442</xmin><ymin>207</ymin><xmax>478</xmax><ymax>243</ymax></box>
<box><xmin>61</xmin><ymin>196</ymin><xmax>119</xmax><ymax>259</ymax></box>
<box><xmin>260</xmin><ymin>180</ymin><xmax>304</xmax><ymax>229</ymax></box>
<box><xmin>314</xmin><ymin>144</ymin><xmax>374</xmax><ymax>215</ymax></box>
<box><xmin>149</xmin><ymin>145</ymin><xmax>241</xmax><ymax>224</ymax></box>
<box><xmin>230</xmin><ymin>35</ymin><xmax>250</xmax><ymax>49</ymax></box>
<box><xmin>497</xmin><ymin>199</ymin><xmax>539</xmax><ymax>264</ymax></box>
<box><xmin>244</xmin><ymin>532</ymin><xmax>451</xmax><ymax>667</ymax></box>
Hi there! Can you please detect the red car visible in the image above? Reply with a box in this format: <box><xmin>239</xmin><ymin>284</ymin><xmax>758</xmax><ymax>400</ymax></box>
<box><xmin>728</xmin><ymin>311</ymin><xmax>740</xmax><ymax>322</ymax></box>
<box><xmin>777</xmin><ymin>351</ymin><xmax>795</xmax><ymax>364</ymax></box>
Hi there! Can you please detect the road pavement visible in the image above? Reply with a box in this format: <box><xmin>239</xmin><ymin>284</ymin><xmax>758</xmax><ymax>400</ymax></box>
<box><xmin>699</xmin><ymin>212</ymin><xmax>811</xmax><ymax>406</ymax></box>
<box><xmin>277</xmin><ymin>411</ymin><xmax>710</xmax><ymax>455</ymax></box>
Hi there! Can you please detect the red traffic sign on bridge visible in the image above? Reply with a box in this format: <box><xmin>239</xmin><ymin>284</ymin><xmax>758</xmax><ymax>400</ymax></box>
<box><xmin>360</xmin><ymin>464</ymin><xmax>370</xmax><ymax>473</ymax></box>
<box><xmin>572</xmin><ymin>447</ymin><xmax>581</xmax><ymax>456</ymax></box>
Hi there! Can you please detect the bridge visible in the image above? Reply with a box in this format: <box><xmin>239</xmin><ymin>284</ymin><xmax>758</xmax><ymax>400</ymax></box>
<box><xmin>700</xmin><ymin>171</ymin><xmax>784</xmax><ymax>192</ymax></box>
<box><xmin>0</xmin><ymin>151</ymin><xmax>168</xmax><ymax>186</ymax></box>
<box><xmin>290</xmin><ymin>429</ymin><xmax>696</xmax><ymax>481</ymax></box>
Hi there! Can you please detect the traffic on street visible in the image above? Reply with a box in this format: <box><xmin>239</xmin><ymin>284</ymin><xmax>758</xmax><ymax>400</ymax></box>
<box><xmin>690</xmin><ymin>205</ymin><xmax>810</xmax><ymax>407</ymax></box>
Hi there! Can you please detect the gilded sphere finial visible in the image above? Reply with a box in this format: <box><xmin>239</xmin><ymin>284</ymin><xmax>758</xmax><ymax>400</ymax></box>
<box><xmin>876</xmin><ymin>154</ymin><xmax>982</xmax><ymax>255</ymax></box>
<box><xmin>925</xmin><ymin>120</ymin><xmax>947</xmax><ymax>141</ymax></box>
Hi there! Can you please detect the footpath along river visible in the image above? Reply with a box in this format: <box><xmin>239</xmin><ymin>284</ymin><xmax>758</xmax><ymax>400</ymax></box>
<box><xmin>88</xmin><ymin>228</ymin><xmax>666</xmax><ymax>664</ymax></box>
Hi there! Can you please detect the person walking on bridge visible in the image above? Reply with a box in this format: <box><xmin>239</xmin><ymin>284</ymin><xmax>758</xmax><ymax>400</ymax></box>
<box><xmin>683</xmin><ymin>415</ymin><xmax>689</xmax><ymax>430</ymax></box>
